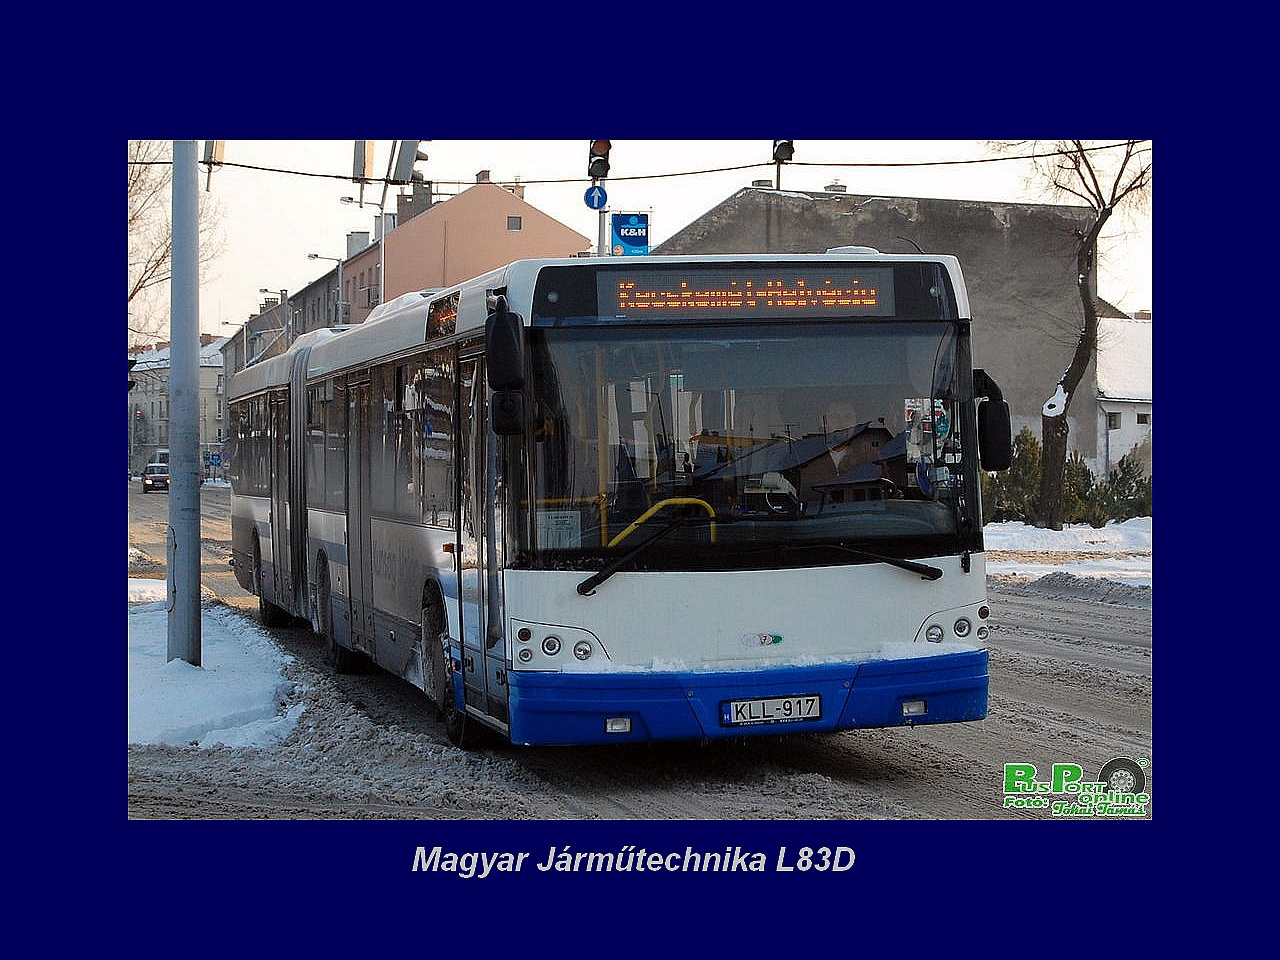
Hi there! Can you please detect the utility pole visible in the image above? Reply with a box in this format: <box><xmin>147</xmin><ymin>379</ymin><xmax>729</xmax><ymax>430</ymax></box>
<box><xmin>588</xmin><ymin>141</ymin><xmax>612</xmax><ymax>256</ymax></box>
<box><xmin>168</xmin><ymin>140</ymin><xmax>201</xmax><ymax>666</ymax></box>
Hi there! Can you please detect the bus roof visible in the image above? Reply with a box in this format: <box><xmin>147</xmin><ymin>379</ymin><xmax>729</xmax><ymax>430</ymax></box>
<box><xmin>226</xmin><ymin>326</ymin><xmax>349</xmax><ymax>400</ymax></box>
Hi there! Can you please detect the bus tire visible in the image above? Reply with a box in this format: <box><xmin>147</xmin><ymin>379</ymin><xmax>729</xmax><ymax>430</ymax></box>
<box><xmin>1097</xmin><ymin>757</ymin><xmax>1145</xmax><ymax>794</ymax></box>
<box><xmin>253</xmin><ymin>536</ymin><xmax>289</xmax><ymax>628</ymax></box>
<box><xmin>318</xmin><ymin>558</ymin><xmax>362</xmax><ymax>674</ymax></box>
<box><xmin>429</xmin><ymin>629</ymin><xmax>479</xmax><ymax>749</ymax></box>
<box><xmin>420</xmin><ymin>596</ymin><xmax>447</xmax><ymax>720</ymax></box>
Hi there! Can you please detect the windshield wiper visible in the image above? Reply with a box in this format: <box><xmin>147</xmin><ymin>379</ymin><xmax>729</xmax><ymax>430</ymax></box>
<box><xmin>576</xmin><ymin>517</ymin><xmax>710</xmax><ymax>596</ymax></box>
<box><xmin>780</xmin><ymin>542</ymin><xmax>943</xmax><ymax>581</ymax></box>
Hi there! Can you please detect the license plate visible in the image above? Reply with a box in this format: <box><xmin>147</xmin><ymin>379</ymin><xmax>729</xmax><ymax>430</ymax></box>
<box><xmin>721</xmin><ymin>694</ymin><xmax>821</xmax><ymax>727</ymax></box>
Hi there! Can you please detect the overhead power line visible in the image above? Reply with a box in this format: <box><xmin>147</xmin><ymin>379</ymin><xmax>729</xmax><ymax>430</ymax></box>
<box><xmin>130</xmin><ymin>140</ymin><xmax>1148</xmax><ymax>189</ymax></box>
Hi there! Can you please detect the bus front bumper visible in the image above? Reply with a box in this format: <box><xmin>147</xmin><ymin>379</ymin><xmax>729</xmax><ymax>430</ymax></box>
<box><xmin>506</xmin><ymin>649</ymin><xmax>988</xmax><ymax>746</ymax></box>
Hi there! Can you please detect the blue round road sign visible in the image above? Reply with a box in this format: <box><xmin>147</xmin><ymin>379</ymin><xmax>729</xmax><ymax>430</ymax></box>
<box><xmin>584</xmin><ymin>185</ymin><xmax>608</xmax><ymax>210</ymax></box>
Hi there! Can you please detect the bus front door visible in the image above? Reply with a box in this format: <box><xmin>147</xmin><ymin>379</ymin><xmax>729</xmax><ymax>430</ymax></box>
<box><xmin>346</xmin><ymin>377</ymin><xmax>375</xmax><ymax>658</ymax></box>
<box><xmin>457</xmin><ymin>357</ymin><xmax>510</xmax><ymax>730</ymax></box>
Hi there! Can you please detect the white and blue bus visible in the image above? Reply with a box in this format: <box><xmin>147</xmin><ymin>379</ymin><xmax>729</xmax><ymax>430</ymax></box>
<box><xmin>227</xmin><ymin>249</ymin><xmax>1012</xmax><ymax>748</ymax></box>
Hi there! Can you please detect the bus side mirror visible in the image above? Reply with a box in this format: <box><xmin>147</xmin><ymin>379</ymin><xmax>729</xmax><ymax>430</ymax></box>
<box><xmin>486</xmin><ymin>295</ymin><xmax>525</xmax><ymax>391</ymax></box>
<box><xmin>974</xmin><ymin>368</ymin><xmax>1012</xmax><ymax>472</ymax></box>
<box><xmin>491</xmin><ymin>390</ymin><xmax>525</xmax><ymax>436</ymax></box>
<box><xmin>978</xmin><ymin>399</ymin><xmax>1012</xmax><ymax>471</ymax></box>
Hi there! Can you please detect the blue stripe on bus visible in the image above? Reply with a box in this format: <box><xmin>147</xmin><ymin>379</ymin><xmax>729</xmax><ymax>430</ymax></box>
<box><xmin>506</xmin><ymin>650</ymin><xmax>988</xmax><ymax>746</ymax></box>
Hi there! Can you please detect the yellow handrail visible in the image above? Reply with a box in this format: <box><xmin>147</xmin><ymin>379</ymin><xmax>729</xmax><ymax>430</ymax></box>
<box><xmin>607</xmin><ymin>497</ymin><xmax>717</xmax><ymax>548</ymax></box>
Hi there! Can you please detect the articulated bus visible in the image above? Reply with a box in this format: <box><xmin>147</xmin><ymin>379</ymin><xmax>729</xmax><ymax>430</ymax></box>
<box><xmin>227</xmin><ymin>248</ymin><xmax>1012</xmax><ymax>748</ymax></box>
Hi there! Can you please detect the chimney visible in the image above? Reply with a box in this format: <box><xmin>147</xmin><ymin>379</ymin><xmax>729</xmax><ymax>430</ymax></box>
<box><xmin>397</xmin><ymin>180</ymin><xmax>434</xmax><ymax>225</ymax></box>
<box><xmin>476</xmin><ymin>170</ymin><xmax>491</xmax><ymax>183</ymax></box>
<box><xmin>504</xmin><ymin>179</ymin><xmax>525</xmax><ymax>200</ymax></box>
<box><xmin>1135</xmin><ymin>309</ymin><xmax>1152</xmax><ymax>320</ymax></box>
<box><xmin>751</xmin><ymin>179</ymin><xmax>773</xmax><ymax>188</ymax></box>
<box><xmin>825</xmin><ymin>180</ymin><xmax>847</xmax><ymax>193</ymax></box>
<box><xmin>347</xmin><ymin>231</ymin><xmax>370</xmax><ymax>258</ymax></box>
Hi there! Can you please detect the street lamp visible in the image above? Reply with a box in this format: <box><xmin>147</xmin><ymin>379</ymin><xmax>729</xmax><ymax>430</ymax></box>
<box><xmin>308</xmin><ymin>253</ymin><xmax>346</xmax><ymax>323</ymax></box>
<box><xmin>245</xmin><ymin>288</ymin><xmax>288</xmax><ymax>366</ymax></box>
<box><xmin>221</xmin><ymin>319</ymin><xmax>249</xmax><ymax>372</ymax></box>
<box><xmin>341</xmin><ymin>195</ymin><xmax>389</xmax><ymax>306</ymax></box>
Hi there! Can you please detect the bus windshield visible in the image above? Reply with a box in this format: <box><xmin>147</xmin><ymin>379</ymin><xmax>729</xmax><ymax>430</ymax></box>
<box><xmin>522</xmin><ymin>320</ymin><xmax>980</xmax><ymax>571</ymax></box>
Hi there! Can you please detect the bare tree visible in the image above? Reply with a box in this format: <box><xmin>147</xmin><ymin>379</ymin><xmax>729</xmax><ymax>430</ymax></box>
<box><xmin>994</xmin><ymin>140</ymin><xmax>1151</xmax><ymax>530</ymax></box>
<box><xmin>128</xmin><ymin>140</ymin><xmax>225</xmax><ymax>345</ymax></box>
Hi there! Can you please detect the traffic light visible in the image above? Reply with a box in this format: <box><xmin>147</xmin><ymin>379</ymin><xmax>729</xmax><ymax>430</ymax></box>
<box><xmin>128</xmin><ymin>358</ymin><xmax>137</xmax><ymax>392</ymax></box>
<box><xmin>392</xmin><ymin>141</ymin><xmax>430</xmax><ymax>184</ymax></box>
<box><xmin>772</xmin><ymin>140</ymin><xmax>795</xmax><ymax>163</ymax></box>
<box><xmin>588</xmin><ymin>140</ymin><xmax>612</xmax><ymax>179</ymax></box>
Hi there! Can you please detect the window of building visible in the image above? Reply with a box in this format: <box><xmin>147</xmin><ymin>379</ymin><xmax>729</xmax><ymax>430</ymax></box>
<box><xmin>507</xmin><ymin>216</ymin><xmax>522</xmax><ymax>231</ymax></box>
<box><xmin>1107</xmin><ymin>412</ymin><xmax>1121</xmax><ymax>430</ymax></box>
<box><xmin>1137</xmin><ymin>412</ymin><xmax>1150</xmax><ymax>425</ymax></box>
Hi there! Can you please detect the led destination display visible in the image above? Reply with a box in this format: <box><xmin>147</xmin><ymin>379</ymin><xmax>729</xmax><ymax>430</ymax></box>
<box><xmin>598</xmin><ymin>268</ymin><xmax>895</xmax><ymax>319</ymax></box>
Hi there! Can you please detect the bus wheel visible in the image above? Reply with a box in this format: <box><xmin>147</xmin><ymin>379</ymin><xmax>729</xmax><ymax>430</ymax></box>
<box><xmin>318</xmin><ymin>559</ymin><xmax>362</xmax><ymax>674</ymax></box>
<box><xmin>253</xmin><ymin>537</ymin><xmax>289</xmax><ymax>628</ymax></box>
<box><xmin>429</xmin><ymin>631</ymin><xmax>479</xmax><ymax>749</ymax></box>
<box><xmin>1097</xmin><ymin>757</ymin><xmax>1145</xmax><ymax>794</ymax></box>
<box><xmin>421</xmin><ymin>603</ymin><xmax>446</xmax><ymax>720</ymax></box>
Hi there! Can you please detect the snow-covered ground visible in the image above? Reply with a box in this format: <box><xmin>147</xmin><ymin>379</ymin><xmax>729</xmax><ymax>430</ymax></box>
<box><xmin>983</xmin><ymin>516</ymin><xmax>1151</xmax><ymax>585</ymax></box>
<box><xmin>127</xmin><ymin>518</ymin><xmax>1151</xmax><ymax>750</ymax></box>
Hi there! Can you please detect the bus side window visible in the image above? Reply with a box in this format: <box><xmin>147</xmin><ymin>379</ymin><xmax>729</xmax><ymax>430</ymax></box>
<box><xmin>421</xmin><ymin>351</ymin><xmax>455</xmax><ymax>528</ymax></box>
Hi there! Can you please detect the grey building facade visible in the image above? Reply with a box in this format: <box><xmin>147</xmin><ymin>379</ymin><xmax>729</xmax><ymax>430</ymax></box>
<box><xmin>128</xmin><ymin>335</ymin><xmax>230</xmax><ymax>475</ymax></box>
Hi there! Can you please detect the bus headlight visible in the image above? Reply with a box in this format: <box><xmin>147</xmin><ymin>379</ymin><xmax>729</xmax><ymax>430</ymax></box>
<box><xmin>954</xmin><ymin>618</ymin><xmax>972</xmax><ymax>638</ymax></box>
<box><xmin>509</xmin><ymin>620</ymin><xmax>609</xmax><ymax>669</ymax></box>
<box><xmin>926</xmin><ymin>625</ymin><xmax>944</xmax><ymax>643</ymax></box>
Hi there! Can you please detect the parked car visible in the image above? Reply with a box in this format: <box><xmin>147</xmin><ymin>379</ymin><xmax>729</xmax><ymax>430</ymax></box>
<box><xmin>142</xmin><ymin>462</ymin><xmax>170</xmax><ymax>493</ymax></box>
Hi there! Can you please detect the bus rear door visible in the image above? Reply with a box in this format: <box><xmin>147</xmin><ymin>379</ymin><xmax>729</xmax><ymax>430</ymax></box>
<box><xmin>269</xmin><ymin>393</ymin><xmax>292</xmax><ymax>611</ymax></box>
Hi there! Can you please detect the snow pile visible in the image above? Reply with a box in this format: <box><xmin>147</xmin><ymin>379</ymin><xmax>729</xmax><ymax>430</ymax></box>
<box><xmin>128</xmin><ymin>595</ymin><xmax>302</xmax><ymax>748</ymax></box>
<box><xmin>993</xmin><ymin>571</ymin><xmax>1151</xmax><ymax>609</ymax></box>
